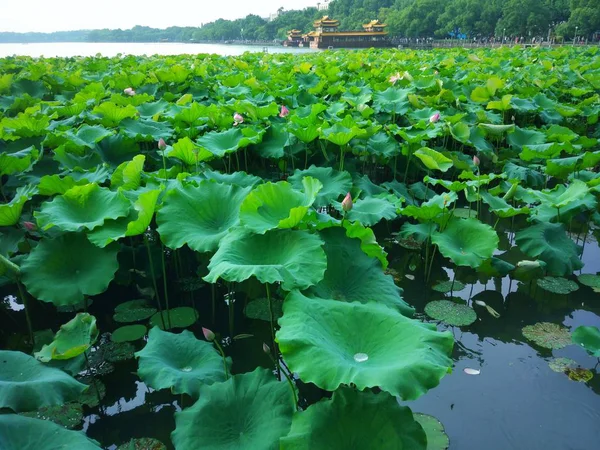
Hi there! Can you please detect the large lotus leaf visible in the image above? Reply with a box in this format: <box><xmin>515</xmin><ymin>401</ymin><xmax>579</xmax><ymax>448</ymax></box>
<box><xmin>401</xmin><ymin>193</ymin><xmax>457</xmax><ymax>222</ymax></box>
<box><xmin>307</xmin><ymin>228</ymin><xmax>413</xmax><ymax>316</ymax></box>
<box><xmin>431</xmin><ymin>218</ymin><xmax>498</xmax><ymax>268</ymax></box>
<box><xmin>288</xmin><ymin>166</ymin><xmax>351</xmax><ymax>208</ymax></box>
<box><xmin>522</xmin><ymin>322</ymin><xmax>571</xmax><ymax>349</ymax></box>
<box><xmin>480</xmin><ymin>191</ymin><xmax>530</xmax><ymax>218</ymax></box>
<box><xmin>0</xmin><ymin>185</ymin><xmax>37</xmax><ymax>226</ymax></box>
<box><xmin>280</xmin><ymin>388</ymin><xmax>426</xmax><ymax>450</ymax></box>
<box><xmin>35</xmin><ymin>183</ymin><xmax>131</xmax><ymax>232</ymax></box>
<box><xmin>92</xmin><ymin>102</ymin><xmax>138</xmax><ymax>127</ymax></box>
<box><xmin>532</xmin><ymin>180</ymin><xmax>591</xmax><ymax>210</ymax></box>
<box><xmin>200</xmin><ymin>169</ymin><xmax>261</xmax><ymax>188</ymax></box>
<box><xmin>172</xmin><ymin>368</ymin><xmax>294</xmax><ymax>450</ymax></box>
<box><xmin>239</xmin><ymin>177</ymin><xmax>322</xmax><ymax>234</ymax></box>
<box><xmin>343</xmin><ymin>220</ymin><xmax>389</xmax><ymax>269</ymax></box>
<box><xmin>111</xmin><ymin>155</ymin><xmax>145</xmax><ymax>190</ymax></box>
<box><xmin>35</xmin><ymin>313</ymin><xmax>99</xmax><ymax>362</ymax></box>
<box><xmin>0</xmin><ymin>350</ymin><xmax>87</xmax><ymax>412</ymax></box>
<box><xmin>21</xmin><ymin>233</ymin><xmax>119</xmax><ymax>306</ymax></box>
<box><xmin>277</xmin><ymin>292</ymin><xmax>453</xmax><ymax>399</ymax></box>
<box><xmin>198</xmin><ymin>127</ymin><xmax>262</xmax><ymax>157</ymax></box>
<box><xmin>414</xmin><ymin>147</ymin><xmax>453</xmax><ymax>172</ymax></box>
<box><xmin>338</xmin><ymin>195</ymin><xmax>399</xmax><ymax>226</ymax></box>
<box><xmin>424</xmin><ymin>300</ymin><xmax>477</xmax><ymax>326</ymax></box>
<box><xmin>0</xmin><ymin>414</ymin><xmax>101</xmax><ymax>449</ymax></box>
<box><xmin>19</xmin><ymin>403</ymin><xmax>84</xmax><ymax>430</ymax></box>
<box><xmin>254</xmin><ymin>123</ymin><xmax>292</xmax><ymax>159</ymax></box>
<box><xmin>515</xmin><ymin>223</ymin><xmax>583</xmax><ymax>276</ymax></box>
<box><xmin>572</xmin><ymin>326</ymin><xmax>600</xmax><ymax>357</ymax></box>
<box><xmin>167</xmin><ymin>137</ymin><xmax>212</xmax><ymax>166</ymax></box>
<box><xmin>120</xmin><ymin>118</ymin><xmax>173</xmax><ymax>141</ymax></box>
<box><xmin>157</xmin><ymin>181</ymin><xmax>251</xmax><ymax>253</ymax></box>
<box><xmin>205</xmin><ymin>229</ymin><xmax>326</xmax><ymax>291</ymax></box>
<box><xmin>149</xmin><ymin>307</ymin><xmax>199</xmax><ymax>330</ymax></box>
<box><xmin>135</xmin><ymin>327</ymin><xmax>230</xmax><ymax>398</ymax></box>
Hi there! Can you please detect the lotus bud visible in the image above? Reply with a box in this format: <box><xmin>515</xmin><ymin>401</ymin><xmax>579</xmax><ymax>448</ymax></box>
<box><xmin>341</xmin><ymin>192</ymin><xmax>353</xmax><ymax>212</ymax></box>
<box><xmin>262</xmin><ymin>342</ymin><xmax>271</xmax><ymax>354</ymax></box>
<box><xmin>279</xmin><ymin>105</ymin><xmax>290</xmax><ymax>118</ymax></box>
<box><xmin>123</xmin><ymin>87</ymin><xmax>135</xmax><ymax>96</ymax></box>
<box><xmin>233</xmin><ymin>112</ymin><xmax>244</xmax><ymax>126</ymax></box>
<box><xmin>202</xmin><ymin>327</ymin><xmax>215</xmax><ymax>342</ymax></box>
<box><xmin>23</xmin><ymin>221</ymin><xmax>36</xmax><ymax>231</ymax></box>
<box><xmin>389</xmin><ymin>72</ymin><xmax>401</xmax><ymax>84</ymax></box>
<box><xmin>429</xmin><ymin>112</ymin><xmax>440</xmax><ymax>123</ymax></box>
<box><xmin>157</xmin><ymin>138</ymin><xmax>167</xmax><ymax>150</ymax></box>
<box><xmin>473</xmin><ymin>155</ymin><xmax>480</xmax><ymax>167</ymax></box>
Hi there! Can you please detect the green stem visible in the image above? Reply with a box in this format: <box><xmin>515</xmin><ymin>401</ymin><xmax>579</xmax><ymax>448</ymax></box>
<box><xmin>426</xmin><ymin>246</ymin><xmax>438</xmax><ymax>283</ymax></box>
<box><xmin>16</xmin><ymin>279</ymin><xmax>34</xmax><ymax>349</ymax></box>
<box><xmin>0</xmin><ymin>254</ymin><xmax>20</xmax><ymax>277</ymax></box>
<box><xmin>144</xmin><ymin>235</ymin><xmax>166</xmax><ymax>329</ymax></box>
<box><xmin>403</xmin><ymin>148</ymin><xmax>413</xmax><ymax>183</ymax></box>
<box><xmin>159</xmin><ymin>242</ymin><xmax>171</xmax><ymax>329</ymax></box>
<box><xmin>265</xmin><ymin>348</ymin><xmax>298</xmax><ymax>409</ymax></box>
<box><xmin>214</xmin><ymin>340</ymin><xmax>229</xmax><ymax>380</ymax></box>
<box><xmin>266</xmin><ymin>283</ymin><xmax>281</xmax><ymax>379</ymax></box>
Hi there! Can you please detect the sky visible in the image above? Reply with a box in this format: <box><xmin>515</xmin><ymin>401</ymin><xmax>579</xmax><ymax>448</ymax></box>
<box><xmin>1</xmin><ymin>0</ymin><xmax>324</xmax><ymax>33</ymax></box>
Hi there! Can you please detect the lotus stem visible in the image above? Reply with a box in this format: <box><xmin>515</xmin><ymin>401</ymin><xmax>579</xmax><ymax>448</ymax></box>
<box><xmin>265</xmin><ymin>283</ymin><xmax>281</xmax><ymax>379</ymax></box>
<box><xmin>426</xmin><ymin>246</ymin><xmax>438</xmax><ymax>283</ymax></box>
<box><xmin>304</xmin><ymin>146</ymin><xmax>309</xmax><ymax>170</ymax></box>
<box><xmin>244</xmin><ymin>148</ymin><xmax>248</xmax><ymax>172</ymax></box>
<box><xmin>15</xmin><ymin>279</ymin><xmax>34</xmax><ymax>350</ymax></box>
<box><xmin>264</xmin><ymin>345</ymin><xmax>298</xmax><ymax>409</ymax></box>
<box><xmin>83</xmin><ymin>350</ymin><xmax>103</xmax><ymax>408</ymax></box>
<box><xmin>228</xmin><ymin>284</ymin><xmax>235</xmax><ymax>336</ymax></box>
<box><xmin>143</xmin><ymin>235</ymin><xmax>166</xmax><ymax>330</ymax></box>
<box><xmin>211</xmin><ymin>284</ymin><xmax>216</xmax><ymax>324</ymax></box>
<box><xmin>213</xmin><ymin>339</ymin><xmax>229</xmax><ymax>380</ymax></box>
<box><xmin>159</xmin><ymin>243</ymin><xmax>171</xmax><ymax>329</ymax></box>
<box><xmin>403</xmin><ymin>148</ymin><xmax>412</xmax><ymax>183</ymax></box>
<box><xmin>393</xmin><ymin>155</ymin><xmax>398</xmax><ymax>180</ymax></box>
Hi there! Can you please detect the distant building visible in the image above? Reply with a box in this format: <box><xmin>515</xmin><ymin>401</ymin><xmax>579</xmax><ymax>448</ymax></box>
<box><xmin>316</xmin><ymin>1</ymin><xmax>330</xmax><ymax>11</ymax></box>
<box><xmin>283</xmin><ymin>29</ymin><xmax>304</xmax><ymax>47</ymax></box>
<box><xmin>301</xmin><ymin>16</ymin><xmax>390</xmax><ymax>49</ymax></box>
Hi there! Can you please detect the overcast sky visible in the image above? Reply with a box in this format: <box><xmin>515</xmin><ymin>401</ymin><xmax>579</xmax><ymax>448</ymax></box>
<box><xmin>2</xmin><ymin>0</ymin><xmax>324</xmax><ymax>33</ymax></box>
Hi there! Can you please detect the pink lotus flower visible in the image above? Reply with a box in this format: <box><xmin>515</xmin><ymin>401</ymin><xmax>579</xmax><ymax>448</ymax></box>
<box><xmin>23</xmin><ymin>221</ymin><xmax>36</xmax><ymax>231</ymax></box>
<box><xmin>473</xmin><ymin>155</ymin><xmax>480</xmax><ymax>167</ymax></box>
<box><xmin>342</xmin><ymin>192</ymin><xmax>353</xmax><ymax>213</ymax></box>
<box><xmin>389</xmin><ymin>72</ymin><xmax>401</xmax><ymax>84</ymax></box>
<box><xmin>202</xmin><ymin>327</ymin><xmax>215</xmax><ymax>342</ymax></box>
<box><xmin>279</xmin><ymin>105</ymin><xmax>290</xmax><ymax>118</ymax></box>
<box><xmin>233</xmin><ymin>112</ymin><xmax>244</xmax><ymax>126</ymax></box>
<box><xmin>157</xmin><ymin>138</ymin><xmax>167</xmax><ymax>150</ymax></box>
<box><xmin>123</xmin><ymin>87</ymin><xmax>135</xmax><ymax>96</ymax></box>
<box><xmin>429</xmin><ymin>112</ymin><xmax>440</xmax><ymax>123</ymax></box>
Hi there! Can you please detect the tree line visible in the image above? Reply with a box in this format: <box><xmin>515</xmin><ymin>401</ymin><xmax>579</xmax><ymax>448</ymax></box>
<box><xmin>0</xmin><ymin>0</ymin><xmax>597</xmax><ymax>44</ymax></box>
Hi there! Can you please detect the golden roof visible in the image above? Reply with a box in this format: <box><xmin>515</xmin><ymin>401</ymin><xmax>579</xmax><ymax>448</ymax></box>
<box><xmin>314</xmin><ymin>15</ymin><xmax>340</xmax><ymax>26</ymax></box>
<box><xmin>363</xmin><ymin>20</ymin><xmax>387</xmax><ymax>28</ymax></box>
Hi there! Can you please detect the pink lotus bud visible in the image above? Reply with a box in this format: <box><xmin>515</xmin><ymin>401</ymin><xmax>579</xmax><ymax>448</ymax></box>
<box><xmin>202</xmin><ymin>327</ymin><xmax>215</xmax><ymax>342</ymax></box>
<box><xmin>473</xmin><ymin>155</ymin><xmax>480</xmax><ymax>167</ymax></box>
<box><xmin>429</xmin><ymin>112</ymin><xmax>440</xmax><ymax>123</ymax></box>
<box><xmin>233</xmin><ymin>112</ymin><xmax>244</xmax><ymax>126</ymax></box>
<box><xmin>158</xmin><ymin>138</ymin><xmax>167</xmax><ymax>150</ymax></box>
<box><xmin>262</xmin><ymin>342</ymin><xmax>271</xmax><ymax>354</ymax></box>
<box><xmin>342</xmin><ymin>192</ymin><xmax>353</xmax><ymax>212</ymax></box>
<box><xmin>123</xmin><ymin>87</ymin><xmax>135</xmax><ymax>96</ymax></box>
<box><xmin>23</xmin><ymin>221</ymin><xmax>36</xmax><ymax>231</ymax></box>
<box><xmin>279</xmin><ymin>105</ymin><xmax>290</xmax><ymax>118</ymax></box>
<box><xmin>389</xmin><ymin>72</ymin><xmax>401</xmax><ymax>84</ymax></box>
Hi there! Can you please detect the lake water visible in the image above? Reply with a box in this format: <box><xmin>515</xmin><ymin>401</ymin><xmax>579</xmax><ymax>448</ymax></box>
<box><xmin>0</xmin><ymin>42</ymin><xmax>315</xmax><ymax>58</ymax></box>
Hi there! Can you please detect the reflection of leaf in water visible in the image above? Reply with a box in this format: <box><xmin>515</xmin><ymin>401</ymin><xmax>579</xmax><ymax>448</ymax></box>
<box><xmin>565</xmin><ymin>367</ymin><xmax>593</xmax><ymax>383</ymax></box>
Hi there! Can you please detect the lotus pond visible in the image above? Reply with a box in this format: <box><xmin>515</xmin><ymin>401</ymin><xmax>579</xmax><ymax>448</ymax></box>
<box><xmin>1</xmin><ymin>46</ymin><xmax>600</xmax><ymax>449</ymax></box>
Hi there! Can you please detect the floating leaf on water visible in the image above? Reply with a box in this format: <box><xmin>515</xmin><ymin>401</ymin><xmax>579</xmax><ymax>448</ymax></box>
<box><xmin>77</xmin><ymin>378</ymin><xmax>106</xmax><ymax>408</ymax></box>
<box><xmin>577</xmin><ymin>274</ymin><xmax>600</xmax><ymax>290</ymax></box>
<box><xmin>565</xmin><ymin>367</ymin><xmax>593</xmax><ymax>383</ymax></box>
<box><xmin>103</xmin><ymin>341</ymin><xmax>136</xmax><ymax>363</ymax></box>
<box><xmin>20</xmin><ymin>403</ymin><xmax>83</xmax><ymax>429</ymax></box>
<box><xmin>463</xmin><ymin>368</ymin><xmax>481</xmax><ymax>375</ymax></box>
<box><xmin>149</xmin><ymin>307</ymin><xmax>198</xmax><ymax>330</ymax></box>
<box><xmin>521</xmin><ymin>322</ymin><xmax>571</xmax><ymax>349</ymax></box>
<box><xmin>116</xmin><ymin>437</ymin><xmax>167</xmax><ymax>450</ymax></box>
<box><xmin>397</xmin><ymin>237</ymin><xmax>422</xmax><ymax>250</ymax></box>
<box><xmin>414</xmin><ymin>413</ymin><xmax>450</xmax><ymax>450</ymax></box>
<box><xmin>548</xmin><ymin>357</ymin><xmax>577</xmax><ymax>373</ymax></box>
<box><xmin>113</xmin><ymin>299</ymin><xmax>156</xmax><ymax>323</ymax></box>
<box><xmin>112</xmin><ymin>325</ymin><xmax>147</xmax><ymax>343</ymax></box>
<box><xmin>424</xmin><ymin>300</ymin><xmax>477</xmax><ymax>327</ymax></box>
<box><xmin>571</xmin><ymin>326</ymin><xmax>600</xmax><ymax>357</ymax></box>
<box><xmin>177</xmin><ymin>277</ymin><xmax>204</xmax><ymax>293</ymax></box>
<box><xmin>536</xmin><ymin>277</ymin><xmax>579</xmax><ymax>295</ymax></box>
<box><xmin>244</xmin><ymin>297</ymin><xmax>283</xmax><ymax>322</ymax></box>
<box><xmin>432</xmin><ymin>280</ymin><xmax>466</xmax><ymax>293</ymax></box>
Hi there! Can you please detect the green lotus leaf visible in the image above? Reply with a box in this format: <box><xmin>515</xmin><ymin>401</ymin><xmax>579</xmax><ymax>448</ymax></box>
<box><xmin>306</xmin><ymin>228</ymin><xmax>413</xmax><ymax>315</ymax></box>
<box><xmin>205</xmin><ymin>229</ymin><xmax>326</xmax><ymax>291</ymax></box>
<box><xmin>0</xmin><ymin>144</ymin><xmax>39</xmax><ymax>176</ymax></box>
<box><xmin>149</xmin><ymin>307</ymin><xmax>199</xmax><ymax>330</ymax></box>
<box><xmin>515</xmin><ymin>223</ymin><xmax>583</xmax><ymax>276</ymax></box>
<box><xmin>280</xmin><ymin>388</ymin><xmax>426</xmax><ymax>450</ymax></box>
<box><xmin>504</xmin><ymin>162</ymin><xmax>544</xmax><ymax>188</ymax></box>
<box><xmin>507</xmin><ymin>127</ymin><xmax>547</xmax><ymax>149</ymax></box>
<box><xmin>38</xmin><ymin>174</ymin><xmax>86</xmax><ymax>196</ymax></box>
<box><xmin>35</xmin><ymin>313</ymin><xmax>98</xmax><ymax>362</ymax></box>
<box><xmin>21</xmin><ymin>233</ymin><xmax>119</xmax><ymax>306</ymax></box>
<box><xmin>239</xmin><ymin>177</ymin><xmax>322</xmax><ymax>234</ymax></box>
<box><xmin>113</xmin><ymin>299</ymin><xmax>156</xmax><ymax>323</ymax></box>
<box><xmin>432</xmin><ymin>280</ymin><xmax>466</xmax><ymax>293</ymax></box>
<box><xmin>321</xmin><ymin>122</ymin><xmax>358</xmax><ymax>147</ymax></box>
<box><xmin>0</xmin><ymin>350</ymin><xmax>87</xmax><ymax>412</ymax></box>
<box><xmin>424</xmin><ymin>176</ymin><xmax>467</xmax><ymax>193</ymax></box>
<box><xmin>117</xmin><ymin>438</ymin><xmax>167</xmax><ymax>450</ymax></box>
<box><xmin>288</xmin><ymin>165</ymin><xmax>351</xmax><ymax>208</ymax></box>
<box><xmin>571</xmin><ymin>326</ymin><xmax>600</xmax><ymax>357</ymax></box>
<box><xmin>398</xmin><ymin>222</ymin><xmax>438</xmax><ymax>244</ymax></box>
<box><xmin>532</xmin><ymin>180</ymin><xmax>591</xmax><ymax>211</ymax></box>
<box><xmin>414</xmin><ymin>147</ymin><xmax>453</xmax><ymax>172</ymax></box>
<box><xmin>364</xmin><ymin>132</ymin><xmax>400</xmax><ymax>158</ymax></box>
<box><xmin>78</xmin><ymin>379</ymin><xmax>106</xmax><ymax>408</ymax></box>
<box><xmin>373</xmin><ymin>87</ymin><xmax>411</xmax><ymax>114</ymax></box>
<box><xmin>198</xmin><ymin>127</ymin><xmax>263</xmax><ymax>158</ymax></box>
<box><xmin>254</xmin><ymin>123</ymin><xmax>292</xmax><ymax>159</ymax></box>
<box><xmin>0</xmin><ymin>185</ymin><xmax>37</xmax><ymax>226</ymax></box>
<box><xmin>63</xmin><ymin>124</ymin><xmax>113</xmax><ymax>148</ymax></box>
<box><xmin>578</xmin><ymin>274</ymin><xmax>600</xmax><ymax>290</ymax></box>
<box><xmin>0</xmin><ymin>414</ymin><xmax>101</xmax><ymax>449</ymax></box>
<box><xmin>172</xmin><ymin>367</ymin><xmax>294</xmax><ymax>450</ymax></box>
<box><xmin>200</xmin><ymin>169</ymin><xmax>261</xmax><ymax>188</ymax></box>
<box><xmin>480</xmin><ymin>191</ymin><xmax>530</xmax><ymax>218</ymax></box>
<box><xmin>536</xmin><ymin>277</ymin><xmax>579</xmax><ymax>295</ymax></box>
<box><xmin>112</xmin><ymin>325</ymin><xmax>147</xmax><ymax>343</ymax></box>
<box><xmin>167</xmin><ymin>137</ymin><xmax>211</xmax><ymax>166</ymax></box>
<box><xmin>431</xmin><ymin>218</ymin><xmax>498</xmax><ymax>269</ymax></box>
<box><xmin>565</xmin><ymin>367</ymin><xmax>593</xmax><ymax>382</ymax></box>
<box><xmin>111</xmin><ymin>155</ymin><xmax>145</xmax><ymax>190</ymax></box>
<box><xmin>414</xmin><ymin>413</ymin><xmax>450</xmax><ymax>450</ymax></box>
<box><xmin>20</xmin><ymin>403</ymin><xmax>83</xmax><ymax>430</ymax></box>
<box><xmin>522</xmin><ymin>322</ymin><xmax>571</xmax><ymax>349</ymax></box>
<box><xmin>120</xmin><ymin>118</ymin><xmax>173</xmax><ymax>141</ymax></box>
<box><xmin>401</xmin><ymin>193</ymin><xmax>457</xmax><ymax>222</ymax></box>
<box><xmin>277</xmin><ymin>291</ymin><xmax>453</xmax><ymax>399</ymax></box>
<box><xmin>343</xmin><ymin>220</ymin><xmax>388</xmax><ymax>270</ymax></box>
<box><xmin>244</xmin><ymin>297</ymin><xmax>284</xmax><ymax>322</ymax></box>
<box><xmin>486</xmin><ymin>94</ymin><xmax>512</xmax><ymax>112</ymax></box>
<box><xmin>157</xmin><ymin>181</ymin><xmax>251</xmax><ymax>253</ymax></box>
<box><xmin>548</xmin><ymin>357</ymin><xmax>577</xmax><ymax>373</ymax></box>
<box><xmin>92</xmin><ymin>102</ymin><xmax>138</xmax><ymax>127</ymax></box>
<box><xmin>135</xmin><ymin>327</ymin><xmax>230</xmax><ymax>398</ymax></box>
<box><xmin>424</xmin><ymin>300</ymin><xmax>477</xmax><ymax>326</ymax></box>
<box><xmin>338</xmin><ymin>195</ymin><xmax>399</xmax><ymax>226</ymax></box>
<box><xmin>35</xmin><ymin>183</ymin><xmax>131</xmax><ymax>232</ymax></box>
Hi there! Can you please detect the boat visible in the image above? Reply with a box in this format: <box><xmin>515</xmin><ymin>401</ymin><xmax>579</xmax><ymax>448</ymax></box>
<box><xmin>301</xmin><ymin>16</ymin><xmax>391</xmax><ymax>49</ymax></box>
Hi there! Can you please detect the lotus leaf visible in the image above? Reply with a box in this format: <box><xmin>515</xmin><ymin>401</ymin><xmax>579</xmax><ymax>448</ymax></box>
<box><xmin>149</xmin><ymin>307</ymin><xmax>199</xmax><ymax>330</ymax></box>
<box><xmin>244</xmin><ymin>297</ymin><xmax>283</xmax><ymax>322</ymax></box>
<box><xmin>0</xmin><ymin>185</ymin><xmax>37</xmax><ymax>226</ymax></box>
<box><xmin>35</xmin><ymin>183</ymin><xmax>131</xmax><ymax>232</ymax></box>
<box><xmin>20</xmin><ymin>403</ymin><xmax>83</xmax><ymax>429</ymax></box>
<box><xmin>432</xmin><ymin>280</ymin><xmax>466</xmax><ymax>293</ymax></box>
<box><xmin>0</xmin><ymin>350</ymin><xmax>87</xmax><ymax>412</ymax></box>
<box><xmin>277</xmin><ymin>291</ymin><xmax>453</xmax><ymax>399</ymax></box>
<box><xmin>113</xmin><ymin>299</ymin><xmax>156</xmax><ymax>323</ymax></box>
<box><xmin>280</xmin><ymin>388</ymin><xmax>427</xmax><ymax>450</ymax></box>
<box><xmin>200</xmin><ymin>169</ymin><xmax>261</xmax><ymax>188</ymax></box>
<box><xmin>117</xmin><ymin>438</ymin><xmax>167</xmax><ymax>450</ymax></box>
<box><xmin>288</xmin><ymin>165</ymin><xmax>351</xmax><ymax>208</ymax></box>
<box><xmin>515</xmin><ymin>223</ymin><xmax>583</xmax><ymax>276</ymax></box>
<box><xmin>424</xmin><ymin>300</ymin><xmax>477</xmax><ymax>326</ymax></box>
<box><xmin>157</xmin><ymin>181</ymin><xmax>251</xmax><ymax>253</ymax></box>
<box><xmin>112</xmin><ymin>325</ymin><xmax>147</xmax><ymax>343</ymax></box>
<box><xmin>571</xmin><ymin>326</ymin><xmax>600</xmax><ymax>357</ymax></box>
<box><xmin>431</xmin><ymin>218</ymin><xmax>498</xmax><ymax>269</ymax></box>
<box><xmin>548</xmin><ymin>357</ymin><xmax>577</xmax><ymax>373</ymax></box>
<box><xmin>338</xmin><ymin>195</ymin><xmax>399</xmax><ymax>226</ymax></box>
<box><xmin>78</xmin><ymin>378</ymin><xmax>106</xmax><ymax>408</ymax></box>
<box><xmin>172</xmin><ymin>368</ymin><xmax>294</xmax><ymax>450</ymax></box>
<box><xmin>198</xmin><ymin>127</ymin><xmax>262</xmax><ymax>157</ymax></box>
<box><xmin>205</xmin><ymin>229</ymin><xmax>326</xmax><ymax>291</ymax></box>
<box><xmin>307</xmin><ymin>228</ymin><xmax>413</xmax><ymax>315</ymax></box>
<box><xmin>135</xmin><ymin>327</ymin><xmax>230</xmax><ymax>398</ymax></box>
<box><xmin>522</xmin><ymin>322</ymin><xmax>571</xmax><ymax>349</ymax></box>
<box><xmin>577</xmin><ymin>274</ymin><xmax>600</xmax><ymax>290</ymax></box>
<box><xmin>414</xmin><ymin>413</ymin><xmax>450</xmax><ymax>450</ymax></box>
<box><xmin>21</xmin><ymin>233</ymin><xmax>119</xmax><ymax>306</ymax></box>
<box><xmin>536</xmin><ymin>277</ymin><xmax>579</xmax><ymax>295</ymax></box>
<box><xmin>0</xmin><ymin>414</ymin><xmax>101</xmax><ymax>450</ymax></box>
<box><xmin>239</xmin><ymin>177</ymin><xmax>322</xmax><ymax>234</ymax></box>
<box><xmin>414</xmin><ymin>147</ymin><xmax>453</xmax><ymax>172</ymax></box>
<box><xmin>566</xmin><ymin>367</ymin><xmax>593</xmax><ymax>382</ymax></box>
<box><xmin>35</xmin><ymin>313</ymin><xmax>98</xmax><ymax>362</ymax></box>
